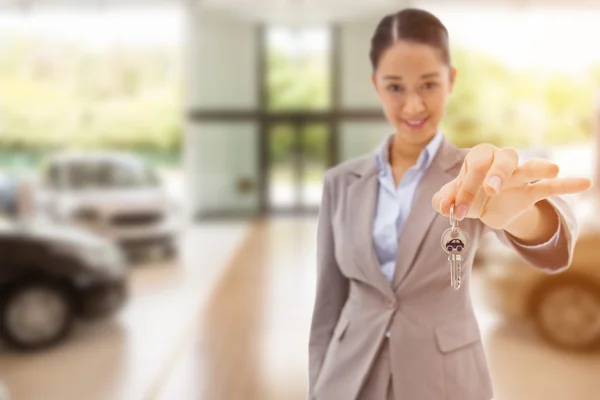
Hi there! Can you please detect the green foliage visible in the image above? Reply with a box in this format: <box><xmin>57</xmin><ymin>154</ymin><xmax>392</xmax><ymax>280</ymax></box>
<box><xmin>443</xmin><ymin>46</ymin><xmax>597</xmax><ymax>148</ymax></box>
<box><xmin>268</xmin><ymin>123</ymin><xmax>330</xmax><ymax>167</ymax></box>
<box><xmin>266</xmin><ymin>49</ymin><xmax>330</xmax><ymax>110</ymax></box>
<box><xmin>0</xmin><ymin>29</ymin><xmax>597</xmax><ymax>168</ymax></box>
<box><xmin>0</xmin><ymin>33</ymin><xmax>182</xmax><ymax>152</ymax></box>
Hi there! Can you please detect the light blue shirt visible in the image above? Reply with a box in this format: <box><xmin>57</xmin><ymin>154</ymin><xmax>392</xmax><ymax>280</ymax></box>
<box><xmin>373</xmin><ymin>131</ymin><xmax>444</xmax><ymax>284</ymax></box>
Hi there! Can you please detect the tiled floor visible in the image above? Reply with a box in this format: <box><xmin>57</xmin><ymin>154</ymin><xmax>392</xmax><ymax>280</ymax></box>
<box><xmin>2</xmin><ymin>217</ymin><xmax>600</xmax><ymax>400</ymax></box>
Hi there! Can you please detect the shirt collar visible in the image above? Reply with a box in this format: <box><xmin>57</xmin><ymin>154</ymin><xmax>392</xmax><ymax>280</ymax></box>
<box><xmin>375</xmin><ymin>131</ymin><xmax>444</xmax><ymax>176</ymax></box>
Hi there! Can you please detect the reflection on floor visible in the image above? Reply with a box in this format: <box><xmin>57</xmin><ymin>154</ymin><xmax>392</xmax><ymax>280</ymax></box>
<box><xmin>2</xmin><ymin>217</ymin><xmax>600</xmax><ymax>400</ymax></box>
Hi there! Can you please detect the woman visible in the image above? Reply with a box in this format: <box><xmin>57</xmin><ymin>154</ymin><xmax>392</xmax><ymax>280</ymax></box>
<box><xmin>308</xmin><ymin>8</ymin><xmax>591</xmax><ymax>400</ymax></box>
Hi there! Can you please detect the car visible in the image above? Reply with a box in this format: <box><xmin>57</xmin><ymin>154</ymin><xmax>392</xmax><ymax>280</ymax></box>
<box><xmin>34</xmin><ymin>151</ymin><xmax>181</xmax><ymax>261</ymax></box>
<box><xmin>445</xmin><ymin>238</ymin><xmax>464</xmax><ymax>251</ymax></box>
<box><xmin>0</xmin><ymin>208</ymin><xmax>128</xmax><ymax>350</ymax></box>
<box><xmin>477</xmin><ymin>191</ymin><xmax>600</xmax><ymax>351</ymax></box>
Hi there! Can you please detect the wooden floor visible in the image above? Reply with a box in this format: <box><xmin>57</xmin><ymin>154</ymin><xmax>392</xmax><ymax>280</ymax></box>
<box><xmin>2</xmin><ymin>216</ymin><xmax>600</xmax><ymax>400</ymax></box>
<box><xmin>154</xmin><ymin>217</ymin><xmax>316</xmax><ymax>400</ymax></box>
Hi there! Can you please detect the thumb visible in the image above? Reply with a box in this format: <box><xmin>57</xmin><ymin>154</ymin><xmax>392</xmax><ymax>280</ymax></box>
<box><xmin>432</xmin><ymin>178</ymin><xmax>460</xmax><ymax>216</ymax></box>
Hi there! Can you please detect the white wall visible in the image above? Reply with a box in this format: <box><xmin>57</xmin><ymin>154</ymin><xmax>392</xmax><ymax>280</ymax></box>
<box><xmin>339</xmin><ymin>18</ymin><xmax>381</xmax><ymax>109</ymax></box>
<box><xmin>184</xmin><ymin>5</ymin><xmax>260</xmax><ymax>216</ymax></box>
<box><xmin>338</xmin><ymin>18</ymin><xmax>391</xmax><ymax>162</ymax></box>
<box><xmin>185</xmin><ymin>9</ymin><xmax>258</xmax><ymax>109</ymax></box>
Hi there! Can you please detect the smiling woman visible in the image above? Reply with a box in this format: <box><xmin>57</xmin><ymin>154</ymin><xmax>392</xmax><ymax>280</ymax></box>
<box><xmin>308</xmin><ymin>7</ymin><xmax>591</xmax><ymax>400</ymax></box>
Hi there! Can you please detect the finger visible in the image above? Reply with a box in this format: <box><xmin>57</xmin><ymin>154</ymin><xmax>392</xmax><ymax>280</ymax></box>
<box><xmin>432</xmin><ymin>179</ymin><xmax>459</xmax><ymax>216</ymax></box>
<box><xmin>507</xmin><ymin>158</ymin><xmax>559</xmax><ymax>187</ymax></box>
<box><xmin>528</xmin><ymin>177</ymin><xmax>592</xmax><ymax>203</ymax></box>
<box><xmin>483</xmin><ymin>147</ymin><xmax>519</xmax><ymax>195</ymax></box>
<box><xmin>455</xmin><ymin>144</ymin><xmax>495</xmax><ymax>219</ymax></box>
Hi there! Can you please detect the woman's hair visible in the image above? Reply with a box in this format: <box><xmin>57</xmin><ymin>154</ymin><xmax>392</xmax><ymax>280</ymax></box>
<box><xmin>369</xmin><ymin>8</ymin><xmax>450</xmax><ymax>71</ymax></box>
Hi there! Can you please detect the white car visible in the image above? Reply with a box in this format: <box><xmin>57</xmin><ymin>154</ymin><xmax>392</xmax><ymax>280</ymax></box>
<box><xmin>34</xmin><ymin>151</ymin><xmax>181</xmax><ymax>260</ymax></box>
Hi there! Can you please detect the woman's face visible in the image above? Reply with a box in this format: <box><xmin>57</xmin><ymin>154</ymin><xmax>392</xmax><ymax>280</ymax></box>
<box><xmin>371</xmin><ymin>40</ymin><xmax>456</xmax><ymax>145</ymax></box>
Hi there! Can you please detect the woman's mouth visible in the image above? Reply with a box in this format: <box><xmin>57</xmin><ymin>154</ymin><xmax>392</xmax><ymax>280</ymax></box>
<box><xmin>403</xmin><ymin>117</ymin><xmax>429</xmax><ymax>129</ymax></box>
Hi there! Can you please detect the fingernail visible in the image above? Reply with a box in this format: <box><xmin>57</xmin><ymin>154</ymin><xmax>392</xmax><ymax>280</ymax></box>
<box><xmin>456</xmin><ymin>205</ymin><xmax>468</xmax><ymax>220</ymax></box>
<box><xmin>487</xmin><ymin>175</ymin><xmax>502</xmax><ymax>193</ymax></box>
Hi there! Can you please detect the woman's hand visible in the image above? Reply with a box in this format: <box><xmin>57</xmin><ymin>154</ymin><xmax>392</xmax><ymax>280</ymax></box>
<box><xmin>431</xmin><ymin>144</ymin><xmax>592</xmax><ymax>231</ymax></box>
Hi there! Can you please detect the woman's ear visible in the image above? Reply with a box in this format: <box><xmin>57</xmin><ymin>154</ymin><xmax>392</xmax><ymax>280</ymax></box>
<box><xmin>371</xmin><ymin>73</ymin><xmax>378</xmax><ymax>92</ymax></box>
<box><xmin>448</xmin><ymin>66</ymin><xmax>457</xmax><ymax>93</ymax></box>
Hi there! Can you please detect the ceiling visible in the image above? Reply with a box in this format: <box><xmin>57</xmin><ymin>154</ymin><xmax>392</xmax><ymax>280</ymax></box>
<box><xmin>1</xmin><ymin>0</ymin><xmax>599</xmax><ymax>23</ymax></box>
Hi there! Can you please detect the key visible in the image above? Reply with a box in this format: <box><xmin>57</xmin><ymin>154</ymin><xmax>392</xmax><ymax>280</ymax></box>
<box><xmin>441</xmin><ymin>204</ymin><xmax>470</xmax><ymax>290</ymax></box>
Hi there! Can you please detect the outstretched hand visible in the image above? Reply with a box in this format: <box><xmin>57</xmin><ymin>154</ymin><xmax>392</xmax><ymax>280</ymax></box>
<box><xmin>432</xmin><ymin>144</ymin><xmax>592</xmax><ymax>230</ymax></box>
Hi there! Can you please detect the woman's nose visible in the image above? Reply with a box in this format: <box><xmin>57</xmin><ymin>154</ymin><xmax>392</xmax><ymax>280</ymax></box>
<box><xmin>402</xmin><ymin>93</ymin><xmax>426</xmax><ymax>115</ymax></box>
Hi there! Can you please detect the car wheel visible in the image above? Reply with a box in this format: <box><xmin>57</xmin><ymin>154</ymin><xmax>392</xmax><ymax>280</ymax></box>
<box><xmin>446</xmin><ymin>245</ymin><xmax>452</xmax><ymax>251</ymax></box>
<box><xmin>530</xmin><ymin>276</ymin><xmax>600</xmax><ymax>351</ymax></box>
<box><xmin>457</xmin><ymin>246</ymin><xmax>463</xmax><ymax>251</ymax></box>
<box><xmin>0</xmin><ymin>279</ymin><xmax>75</xmax><ymax>351</ymax></box>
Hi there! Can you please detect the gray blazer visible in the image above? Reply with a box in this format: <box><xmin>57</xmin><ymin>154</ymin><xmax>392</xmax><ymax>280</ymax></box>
<box><xmin>308</xmin><ymin>135</ymin><xmax>576</xmax><ymax>400</ymax></box>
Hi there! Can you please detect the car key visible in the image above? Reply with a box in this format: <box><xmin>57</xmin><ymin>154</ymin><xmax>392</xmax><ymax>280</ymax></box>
<box><xmin>441</xmin><ymin>204</ymin><xmax>470</xmax><ymax>290</ymax></box>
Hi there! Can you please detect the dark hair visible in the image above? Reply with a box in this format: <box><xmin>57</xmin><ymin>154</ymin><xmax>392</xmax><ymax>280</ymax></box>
<box><xmin>369</xmin><ymin>8</ymin><xmax>450</xmax><ymax>71</ymax></box>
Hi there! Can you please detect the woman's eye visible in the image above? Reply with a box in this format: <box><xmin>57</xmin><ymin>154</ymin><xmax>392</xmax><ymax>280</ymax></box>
<box><xmin>422</xmin><ymin>82</ymin><xmax>438</xmax><ymax>90</ymax></box>
<box><xmin>387</xmin><ymin>84</ymin><xmax>403</xmax><ymax>93</ymax></box>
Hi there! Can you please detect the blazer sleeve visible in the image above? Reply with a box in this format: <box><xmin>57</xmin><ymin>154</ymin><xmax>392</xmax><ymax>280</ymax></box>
<box><xmin>308</xmin><ymin>173</ymin><xmax>350</xmax><ymax>397</ymax></box>
<box><xmin>482</xmin><ymin>195</ymin><xmax>578</xmax><ymax>273</ymax></box>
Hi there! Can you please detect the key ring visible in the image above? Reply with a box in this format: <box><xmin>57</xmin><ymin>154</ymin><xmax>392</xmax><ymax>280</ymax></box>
<box><xmin>449</xmin><ymin>204</ymin><xmax>458</xmax><ymax>235</ymax></box>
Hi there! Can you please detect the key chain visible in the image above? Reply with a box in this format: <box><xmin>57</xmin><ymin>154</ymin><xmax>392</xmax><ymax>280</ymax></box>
<box><xmin>441</xmin><ymin>204</ymin><xmax>470</xmax><ymax>290</ymax></box>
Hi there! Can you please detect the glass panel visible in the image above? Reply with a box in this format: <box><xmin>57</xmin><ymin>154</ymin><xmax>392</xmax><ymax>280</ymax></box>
<box><xmin>266</xmin><ymin>26</ymin><xmax>331</xmax><ymax>111</ymax></box>
<box><xmin>187</xmin><ymin>122</ymin><xmax>259</xmax><ymax>215</ymax></box>
<box><xmin>300</xmin><ymin>123</ymin><xmax>330</xmax><ymax>208</ymax></box>
<box><xmin>268</xmin><ymin>124</ymin><xmax>296</xmax><ymax>209</ymax></box>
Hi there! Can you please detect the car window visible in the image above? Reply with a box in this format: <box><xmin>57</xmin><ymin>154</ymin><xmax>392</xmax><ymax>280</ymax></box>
<box><xmin>63</xmin><ymin>159</ymin><xmax>158</xmax><ymax>189</ymax></box>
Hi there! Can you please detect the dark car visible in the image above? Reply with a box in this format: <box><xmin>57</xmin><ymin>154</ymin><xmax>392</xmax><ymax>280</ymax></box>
<box><xmin>445</xmin><ymin>238</ymin><xmax>464</xmax><ymax>251</ymax></box>
<box><xmin>0</xmin><ymin>218</ymin><xmax>128</xmax><ymax>351</ymax></box>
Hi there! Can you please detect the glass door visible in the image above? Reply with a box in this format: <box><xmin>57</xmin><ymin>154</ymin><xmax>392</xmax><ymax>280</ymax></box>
<box><xmin>299</xmin><ymin>122</ymin><xmax>331</xmax><ymax>209</ymax></box>
<box><xmin>267</xmin><ymin>121</ymin><xmax>331</xmax><ymax>213</ymax></box>
<box><xmin>268</xmin><ymin>123</ymin><xmax>297</xmax><ymax>210</ymax></box>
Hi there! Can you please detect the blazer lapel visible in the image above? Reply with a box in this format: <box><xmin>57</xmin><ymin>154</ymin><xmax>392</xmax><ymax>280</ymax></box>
<box><xmin>346</xmin><ymin>158</ymin><xmax>396</xmax><ymax>298</ymax></box>
<box><xmin>391</xmin><ymin>136</ymin><xmax>463</xmax><ymax>291</ymax></box>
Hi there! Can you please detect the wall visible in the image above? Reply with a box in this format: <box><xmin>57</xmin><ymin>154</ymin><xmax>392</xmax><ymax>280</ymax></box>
<box><xmin>338</xmin><ymin>18</ymin><xmax>391</xmax><ymax>161</ymax></box>
<box><xmin>184</xmin><ymin>5</ymin><xmax>260</xmax><ymax>216</ymax></box>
